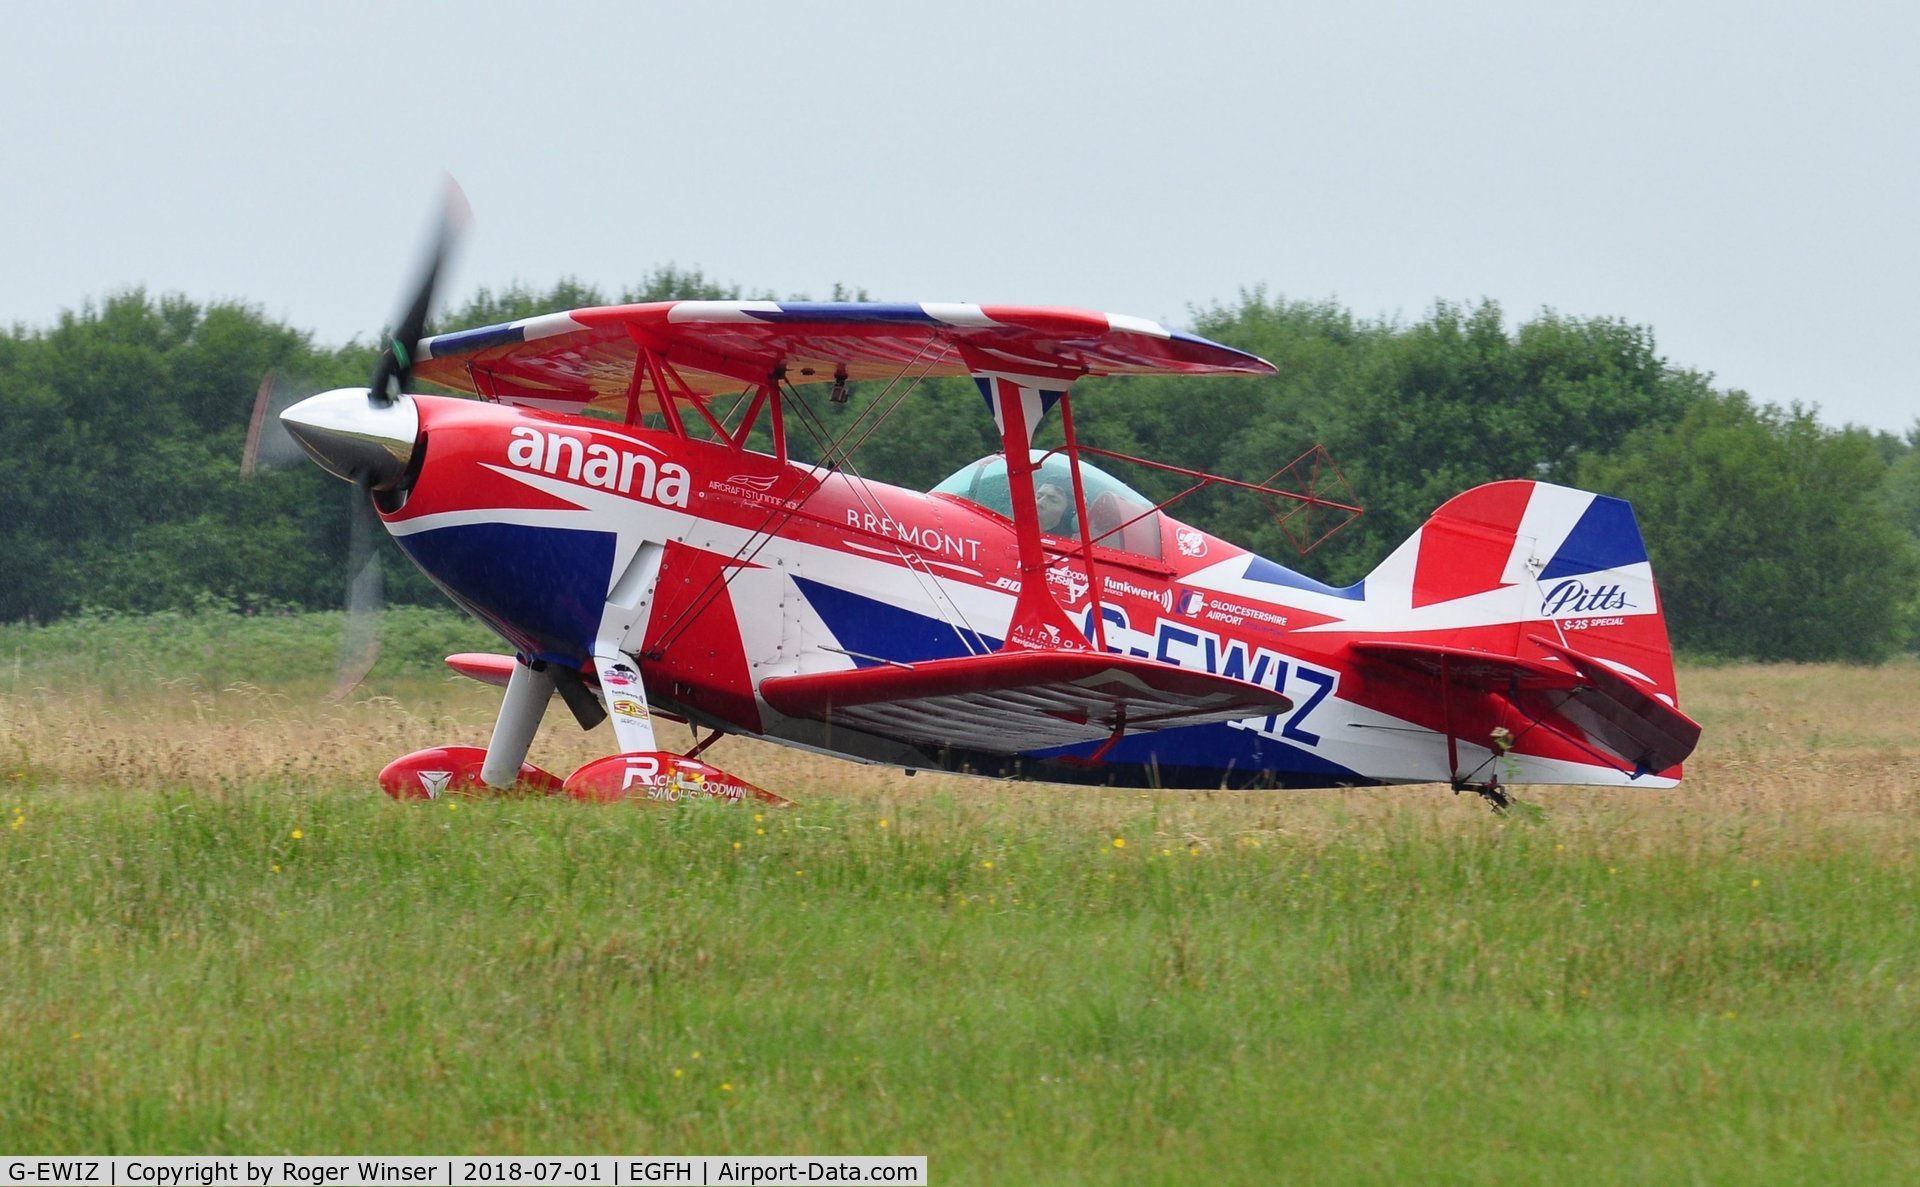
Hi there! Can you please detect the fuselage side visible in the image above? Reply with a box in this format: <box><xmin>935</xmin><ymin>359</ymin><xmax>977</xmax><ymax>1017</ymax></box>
<box><xmin>385</xmin><ymin>396</ymin><xmax>1677</xmax><ymax>790</ymax></box>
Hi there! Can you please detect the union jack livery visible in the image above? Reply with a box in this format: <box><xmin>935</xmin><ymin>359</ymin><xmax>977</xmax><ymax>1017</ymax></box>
<box><xmin>282</xmin><ymin>212</ymin><xmax>1698</xmax><ymax>810</ymax></box>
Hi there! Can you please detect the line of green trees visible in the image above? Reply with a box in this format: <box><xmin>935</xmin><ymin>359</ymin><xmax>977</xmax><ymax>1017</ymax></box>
<box><xmin>3</xmin><ymin>280</ymin><xmax>1915</xmax><ymax>662</ymax></box>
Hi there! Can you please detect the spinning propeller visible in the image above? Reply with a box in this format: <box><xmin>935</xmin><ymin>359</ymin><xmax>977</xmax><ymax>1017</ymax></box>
<box><xmin>276</xmin><ymin>181</ymin><xmax>469</xmax><ymax>694</ymax></box>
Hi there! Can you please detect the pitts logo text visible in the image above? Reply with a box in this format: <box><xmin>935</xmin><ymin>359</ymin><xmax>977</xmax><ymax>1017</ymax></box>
<box><xmin>1540</xmin><ymin>579</ymin><xmax>1634</xmax><ymax>617</ymax></box>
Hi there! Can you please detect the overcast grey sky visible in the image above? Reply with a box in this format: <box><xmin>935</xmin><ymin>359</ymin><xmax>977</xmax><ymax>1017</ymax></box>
<box><xmin>6</xmin><ymin>1</ymin><xmax>1915</xmax><ymax>432</ymax></box>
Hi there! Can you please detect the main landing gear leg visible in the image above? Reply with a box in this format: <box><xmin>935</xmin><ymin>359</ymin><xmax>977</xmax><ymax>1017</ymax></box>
<box><xmin>377</xmin><ymin>656</ymin><xmax>567</xmax><ymax>799</ymax></box>
<box><xmin>556</xmin><ymin>640</ymin><xmax>790</xmax><ymax>808</ymax></box>
<box><xmin>480</xmin><ymin>659</ymin><xmax>556</xmax><ymax>788</ymax></box>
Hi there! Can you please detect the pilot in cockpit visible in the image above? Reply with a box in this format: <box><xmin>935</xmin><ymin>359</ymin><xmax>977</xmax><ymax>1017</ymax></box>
<box><xmin>1034</xmin><ymin>481</ymin><xmax>1075</xmax><ymax>536</ymax></box>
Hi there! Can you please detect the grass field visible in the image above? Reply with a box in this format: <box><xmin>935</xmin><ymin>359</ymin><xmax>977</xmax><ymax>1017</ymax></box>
<box><xmin>2</xmin><ymin>612</ymin><xmax>1917</xmax><ymax>1182</ymax></box>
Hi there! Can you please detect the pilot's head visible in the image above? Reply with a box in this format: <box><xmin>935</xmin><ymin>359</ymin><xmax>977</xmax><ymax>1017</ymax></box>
<box><xmin>1035</xmin><ymin>482</ymin><xmax>1070</xmax><ymax>533</ymax></box>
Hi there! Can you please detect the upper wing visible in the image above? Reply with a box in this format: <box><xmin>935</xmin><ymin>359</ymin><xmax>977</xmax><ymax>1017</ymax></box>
<box><xmin>413</xmin><ymin>301</ymin><xmax>1275</xmax><ymax>414</ymax></box>
<box><xmin>759</xmin><ymin>649</ymin><xmax>1292</xmax><ymax>756</ymax></box>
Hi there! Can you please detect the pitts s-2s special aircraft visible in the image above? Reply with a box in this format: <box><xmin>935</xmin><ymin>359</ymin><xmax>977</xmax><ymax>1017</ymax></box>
<box><xmin>282</xmin><ymin>217</ymin><xmax>1698</xmax><ymax>811</ymax></box>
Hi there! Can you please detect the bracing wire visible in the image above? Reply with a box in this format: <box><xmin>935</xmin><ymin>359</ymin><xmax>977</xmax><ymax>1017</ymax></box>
<box><xmin>645</xmin><ymin>340</ymin><xmax>991</xmax><ymax>660</ymax></box>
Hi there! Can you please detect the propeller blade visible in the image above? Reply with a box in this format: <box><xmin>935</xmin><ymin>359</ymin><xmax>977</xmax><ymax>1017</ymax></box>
<box><xmin>242</xmin><ymin>371</ymin><xmax>326</xmax><ymax>478</ymax></box>
<box><xmin>241</xmin><ymin>371</ymin><xmax>274</xmax><ymax>480</ymax></box>
<box><xmin>365</xmin><ymin>178</ymin><xmax>471</xmax><ymax>407</ymax></box>
<box><xmin>329</xmin><ymin>474</ymin><xmax>384</xmax><ymax>699</ymax></box>
<box><xmin>284</xmin><ymin>179</ymin><xmax>467</xmax><ymax>695</ymax></box>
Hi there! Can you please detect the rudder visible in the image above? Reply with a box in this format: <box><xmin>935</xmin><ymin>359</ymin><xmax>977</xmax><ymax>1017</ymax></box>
<box><xmin>1359</xmin><ymin>479</ymin><xmax>1694</xmax><ymax>777</ymax></box>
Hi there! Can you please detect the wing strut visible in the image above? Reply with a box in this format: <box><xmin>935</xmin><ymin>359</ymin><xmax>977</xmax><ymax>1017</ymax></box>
<box><xmin>960</xmin><ymin>349</ymin><xmax>1103</xmax><ymax>652</ymax></box>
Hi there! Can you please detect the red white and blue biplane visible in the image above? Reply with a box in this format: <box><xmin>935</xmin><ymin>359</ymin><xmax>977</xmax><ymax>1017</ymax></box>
<box><xmin>282</xmin><ymin>214</ymin><xmax>1698</xmax><ymax>810</ymax></box>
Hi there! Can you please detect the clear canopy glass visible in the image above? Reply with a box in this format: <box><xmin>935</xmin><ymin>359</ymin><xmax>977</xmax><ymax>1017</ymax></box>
<box><xmin>930</xmin><ymin>451</ymin><xmax>1163</xmax><ymax>558</ymax></box>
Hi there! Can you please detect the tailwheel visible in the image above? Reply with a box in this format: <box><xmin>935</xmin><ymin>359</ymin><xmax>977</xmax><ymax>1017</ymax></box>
<box><xmin>379</xmin><ymin>746</ymin><xmax>565</xmax><ymax>800</ymax></box>
<box><xmin>1451</xmin><ymin>775</ymin><xmax>1513</xmax><ymax>814</ymax></box>
<box><xmin>563</xmin><ymin>751</ymin><xmax>794</xmax><ymax>807</ymax></box>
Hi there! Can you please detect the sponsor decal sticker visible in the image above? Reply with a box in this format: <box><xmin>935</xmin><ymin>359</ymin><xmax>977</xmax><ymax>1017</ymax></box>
<box><xmin>1202</xmin><ymin>597</ymin><xmax>1289</xmax><ymax>629</ymax></box>
<box><xmin>1047</xmin><ymin>565</ymin><xmax>1090</xmax><ymax>604</ymax></box>
<box><xmin>709</xmin><ymin>472</ymin><xmax>801</xmax><ymax>509</ymax></box>
<box><xmin>1104</xmin><ymin>575</ymin><xmax>1174</xmax><ymax>612</ymax></box>
<box><xmin>1007</xmin><ymin>621</ymin><xmax>1087</xmax><ymax>651</ymax></box>
<box><xmin>1176</xmin><ymin>527</ymin><xmax>1209</xmax><ymax>558</ymax></box>
<box><xmin>506</xmin><ymin>426</ymin><xmax>691</xmax><ymax>507</ymax></box>
<box><xmin>844</xmin><ymin>509</ymin><xmax>984</xmax><ymax>563</ymax></box>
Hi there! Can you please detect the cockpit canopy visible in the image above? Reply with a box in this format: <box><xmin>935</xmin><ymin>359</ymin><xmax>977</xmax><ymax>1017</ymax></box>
<box><xmin>931</xmin><ymin>452</ymin><xmax>1165</xmax><ymax>559</ymax></box>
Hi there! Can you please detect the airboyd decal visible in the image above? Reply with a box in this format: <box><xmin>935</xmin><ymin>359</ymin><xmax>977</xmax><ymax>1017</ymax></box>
<box><xmin>507</xmin><ymin>426</ymin><xmax>690</xmax><ymax>507</ymax></box>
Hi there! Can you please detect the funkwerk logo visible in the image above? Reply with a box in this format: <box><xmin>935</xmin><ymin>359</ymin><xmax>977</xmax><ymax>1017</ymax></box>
<box><xmin>1104</xmin><ymin>575</ymin><xmax>1173</xmax><ymax>613</ymax></box>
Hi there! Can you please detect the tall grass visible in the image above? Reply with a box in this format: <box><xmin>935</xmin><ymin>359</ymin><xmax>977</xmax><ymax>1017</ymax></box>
<box><xmin>2</xmin><ymin>613</ymin><xmax>1917</xmax><ymax>1182</ymax></box>
<box><xmin>0</xmin><ymin>604</ymin><xmax>498</xmax><ymax>697</ymax></box>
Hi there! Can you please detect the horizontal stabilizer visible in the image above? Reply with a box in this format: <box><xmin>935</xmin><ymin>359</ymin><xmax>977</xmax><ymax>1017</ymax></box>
<box><xmin>1351</xmin><ymin>637</ymin><xmax>1700</xmax><ymax>775</ymax></box>
<box><xmin>760</xmin><ymin>651</ymin><xmax>1292</xmax><ymax>756</ymax></box>
<box><xmin>1525</xmin><ymin>635</ymin><xmax>1701</xmax><ymax>775</ymax></box>
<box><xmin>1349</xmin><ymin>640</ymin><xmax>1566</xmax><ymax>690</ymax></box>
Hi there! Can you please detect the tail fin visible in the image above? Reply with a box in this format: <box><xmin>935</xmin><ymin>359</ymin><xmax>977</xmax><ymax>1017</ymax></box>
<box><xmin>1355</xmin><ymin>479</ymin><xmax>1697</xmax><ymax>778</ymax></box>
